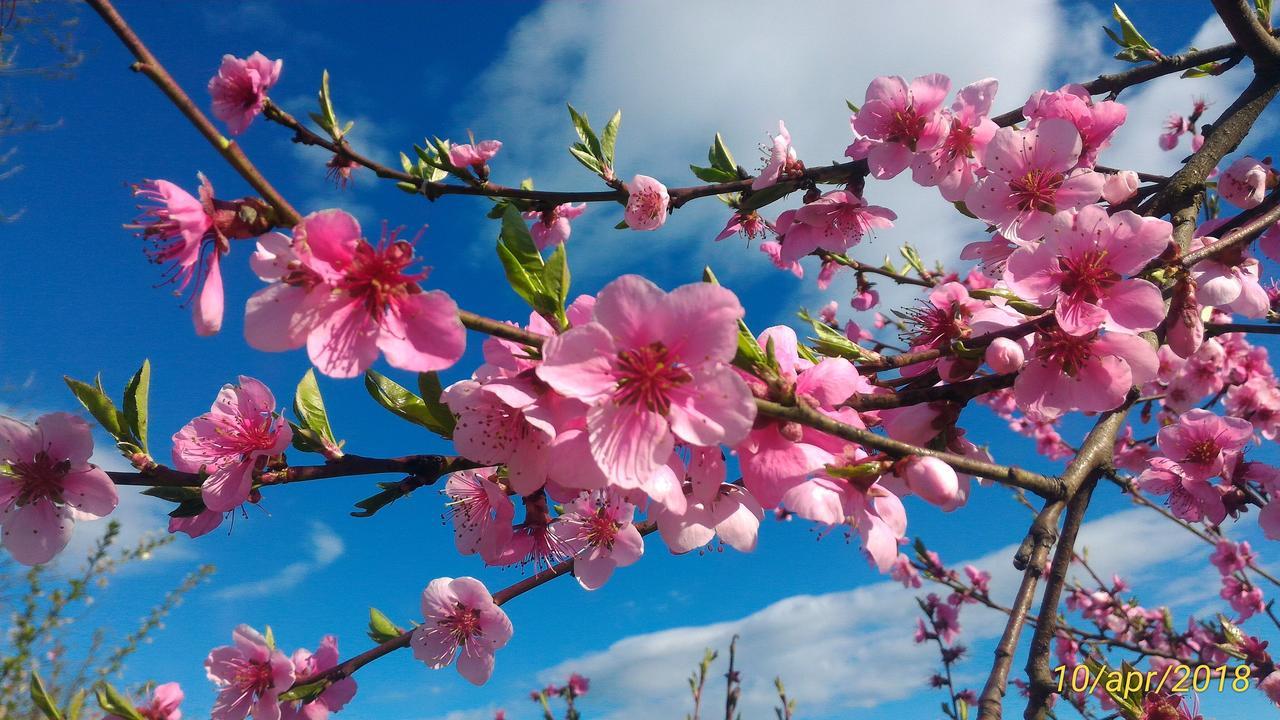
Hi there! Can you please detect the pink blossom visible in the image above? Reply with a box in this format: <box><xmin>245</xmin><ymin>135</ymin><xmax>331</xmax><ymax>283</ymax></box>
<box><xmin>1220</xmin><ymin>576</ymin><xmax>1264</xmax><ymax>620</ymax></box>
<box><xmin>1209</xmin><ymin>539</ymin><xmax>1255</xmax><ymax>576</ymax></box>
<box><xmin>244</xmin><ymin>210</ymin><xmax>466</xmax><ymax>378</ymax></box>
<box><xmin>443</xmin><ymin>376</ymin><xmax>562</xmax><ymax>497</ymax></box>
<box><xmin>411</xmin><ymin>577</ymin><xmax>513</xmax><ymax>685</ymax></box>
<box><xmin>566</xmin><ymin>673</ymin><xmax>590</xmax><ymax>697</ymax></box>
<box><xmin>850</xmin><ymin>287</ymin><xmax>879</xmax><ymax>311</ymax></box>
<box><xmin>536</xmin><ymin>275</ymin><xmax>755</xmax><ymax>486</ymax></box>
<box><xmin>753</xmin><ymin>121</ymin><xmax>798</xmax><ymax>190</ymax></box>
<box><xmin>898</xmin><ymin>456</ymin><xmax>960</xmax><ymax>508</ymax></box>
<box><xmin>551</xmin><ymin>488</ymin><xmax>644</xmax><ymax>589</ymax></box>
<box><xmin>911</xmin><ymin>78</ymin><xmax>999</xmax><ymax>202</ymax></box>
<box><xmin>1190</xmin><ymin>244</ymin><xmax>1270</xmax><ymax>320</ymax></box>
<box><xmin>172</xmin><ymin>376</ymin><xmax>291</xmax><ymax>513</ymax></box>
<box><xmin>1101</xmin><ymin>170</ymin><xmax>1140</xmax><ymax>204</ymax></box>
<box><xmin>965</xmin><ymin>118</ymin><xmax>1104</xmax><ymax>242</ymax></box>
<box><xmin>1260</xmin><ymin>671</ymin><xmax>1280</xmax><ymax>705</ymax></box>
<box><xmin>523</xmin><ymin>203</ymin><xmax>586</xmax><ymax>250</ymax></box>
<box><xmin>715</xmin><ymin>210</ymin><xmax>773</xmax><ymax>242</ymax></box>
<box><xmin>934</xmin><ymin>603</ymin><xmax>962</xmax><ymax>645</ymax></box>
<box><xmin>964</xmin><ymin>565</ymin><xmax>991</xmax><ymax>596</ymax></box>
<box><xmin>448</xmin><ymin>140</ymin><xmax>502</xmax><ymax>169</ymax></box>
<box><xmin>205</xmin><ymin>625</ymin><xmax>295</xmax><ymax>720</ymax></box>
<box><xmin>652</xmin><ymin>448</ymin><xmax>764</xmax><ymax>554</ymax></box>
<box><xmin>1154</xmin><ymin>408</ymin><xmax>1252</xmax><ymax>481</ymax></box>
<box><xmin>1004</xmin><ymin>206</ymin><xmax>1170</xmax><ymax>335</ymax></box>
<box><xmin>780</xmin><ymin>470</ymin><xmax>907</xmax><ymax>572</ymax></box>
<box><xmin>0</xmin><ymin>413</ymin><xmax>117</xmax><ymax>566</ymax></box>
<box><xmin>1013</xmin><ymin>328</ymin><xmax>1157</xmax><ymax>419</ymax></box>
<box><xmin>623</xmin><ymin>175</ymin><xmax>669</xmax><ymax>231</ymax></box>
<box><xmin>444</xmin><ymin>470</ymin><xmax>515</xmax><ymax>564</ymax></box>
<box><xmin>131</xmin><ymin>175</ymin><xmax>226</xmax><ymax>336</ymax></box>
<box><xmin>1138</xmin><ymin>457</ymin><xmax>1227</xmax><ymax>525</ymax></box>
<box><xmin>847</xmin><ymin>74</ymin><xmax>951</xmax><ymax>179</ymax></box>
<box><xmin>107</xmin><ymin>682</ymin><xmax>183</xmax><ymax>720</ymax></box>
<box><xmin>1113</xmin><ymin>425</ymin><xmax>1154</xmax><ymax>473</ymax></box>
<box><xmin>818</xmin><ymin>301</ymin><xmax>839</xmax><ymax>325</ymax></box>
<box><xmin>775</xmin><ymin>190</ymin><xmax>895</xmax><ymax>264</ymax></box>
<box><xmin>168</xmin><ymin>508</ymin><xmax>227</xmax><ymax>539</ymax></box>
<box><xmin>1159</xmin><ymin>113</ymin><xmax>1191</xmax><ymax>151</ymax></box>
<box><xmin>1022</xmin><ymin>84</ymin><xmax>1127</xmax><ymax>167</ymax></box>
<box><xmin>1217</xmin><ymin>156</ymin><xmax>1269</xmax><ymax>209</ymax></box>
<box><xmin>281</xmin><ymin>636</ymin><xmax>357</xmax><ymax>720</ymax></box>
<box><xmin>208</xmin><ymin>52</ymin><xmax>282</xmax><ymax>135</ymax></box>
<box><xmin>758</xmin><ymin>239</ymin><xmax>803</xmax><ymax>277</ymax></box>
<box><xmin>890</xmin><ymin>553</ymin><xmax>922</xmax><ymax>588</ymax></box>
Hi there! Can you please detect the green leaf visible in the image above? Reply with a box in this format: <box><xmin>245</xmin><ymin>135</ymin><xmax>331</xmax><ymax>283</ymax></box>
<box><xmin>496</xmin><ymin>205</ymin><xmax>561</xmax><ymax>315</ymax></box>
<box><xmin>738</xmin><ymin>182</ymin><xmax>793</xmax><ymax>212</ymax></box>
<box><xmin>368</xmin><ymin>607</ymin><xmax>404</xmax><ymax>643</ymax></box>
<box><xmin>364</xmin><ymin>370</ymin><xmax>453</xmax><ymax>437</ymax></box>
<box><xmin>601</xmin><ymin>109</ymin><xmax>621</xmax><ymax>167</ymax></box>
<box><xmin>293</xmin><ymin>369</ymin><xmax>340</xmax><ymax>453</ymax></box>
<box><xmin>30</xmin><ymin>673</ymin><xmax>63</xmax><ymax>720</ymax></box>
<box><xmin>566</xmin><ymin>104</ymin><xmax>604</xmax><ymax>164</ymax></box>
<box><xmin>141</xmin><ymin>485</ymin><xmax>201</xmax><ymax>503</ymax></box>
<box><xmin>797</xmin><ymin>309</ymin><xmax>869</xmax><ymax>361</ymax></box>
<box><xmin>168</xmin><ymin>497</ymin><xmax>209</xmax><ymax>519</ymax></box>
<box><xmin>278</xmin><ymin>680</ymin><xmax>330</xmax><ymax>704</ymax></box>
<box><xmin>1260</xmin><ymin>0</ymin><xmax>1273</xmax><ymax>27</ymax></box>
<box><xmin>542</xmin><ymin>242</ymin><xmax>571</xmax><ymax>327</ymax></box>
<box><xmin>316</xmin><ymin>70</ymin><xmax>339</xmax><ymax>137</ymax></box>
<box><xmin>614</xmin><ymin>220</ymin><xmax>630</xmax><ymax>230</ymax></box>
<box><xmin>708</xmin><ymin>133</ymin><xmax>737</xmax><ymax>174</ymax></box>
<box><xmin>846</xmin><ymin>99</ymin><xmax>860</xmax><ymax>114</ymax></box>
<box><xmin>93</xmin><ymin>683</ymin><xmax>141</xmax><ymax>720</ymax></box>
<box><xmin>65</xmin><ymin>689</ymin><xmax>85</xmax><ymax>720</ymax></box>
<box><xmin>417</xmin><ymin>372</ymin><xmax>456</xmax><ymax>439</ymax></box>
<box><xmin>689</xmin><ymin>164</ymin><xmax>738</xmax><ymax>183</ymax></box>
<box><xmin>64</xmin><ymin>376</ymin><xmax>127</xmax><ymax>441</ymax></box>
<box><xmin>123</xmin><ymin>359</ymin><xmax>150</xmax><ymax>452</ymax></box>
<box><xmin>568</xmin><ymin>145</ymin><xmax>603</xmax><ymax>174</ymax></box>
<box><xmin>1106</xmin><ymin>4</ymin><xmax>1158</xmax><ymax>61</ymax></box>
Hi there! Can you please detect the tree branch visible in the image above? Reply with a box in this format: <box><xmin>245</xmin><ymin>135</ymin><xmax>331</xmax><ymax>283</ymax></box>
<box><xmin>107</xmin><ymin>454</ymin><xmax>474</xmax><ymax>488</ymax></box>
<box><xmin>1212</xmin><ymin>0</ymin><xmax>1280</xmax><ymax>67</ymax></box>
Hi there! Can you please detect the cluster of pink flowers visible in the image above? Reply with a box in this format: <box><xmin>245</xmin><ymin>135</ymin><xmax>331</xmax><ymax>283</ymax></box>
<box><xmin>1158</xmin><ymin>98</ymin><xmax>1207</xmax><ymax>152</ymax></box>
<box><xmin>205</xmin><ymin>626</ymin><xmax>356</xmax><ymax>720</ymax></box>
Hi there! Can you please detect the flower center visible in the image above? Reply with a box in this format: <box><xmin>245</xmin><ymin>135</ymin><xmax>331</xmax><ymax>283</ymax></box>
<box><xmin>630</xmin><ymin>188</ymin><xmax>664</xmax><ymax>223</ymax></box>
<box><xmin>6</xmin><ymin>452</ymin><xmax>70</xmax><ymax>507</ymax></box>
<box><xmin>942</xmin><ymin>124</ymin><xmax>975</xmax><ymax>161</ymax></box>
<box><xmin>904</xmin><ymin>301</ymin><xmax>971</xmax><ymax>349</ymax></box>
<box><xmin>886</xmin><ymin>108</ymin><xmax>926</xmax><ymax>150</ymax></box>
<box><xmin>583</xmin><ymin>508</ymin><xmax>621</xmax><ymax>549</ymax></box>
<box><xmin>1034</xmin><ymin>328</ymin><xmax>1096</xmax><ymax>376</ymax></box>
<box><xmin>1058</xmin><ymin>249</ymin><xmax>1119</xmax><ymax>303</ymax></box>
<box><xmin>1009</xmin><ymin>168</ymin><xmax>1064</xmax><ymax>213</ymax></box>
<box><xmin>341</xmin><ymin>237</ymin><xmax>426</xmax><ymax>315</ymax></box>
<box><xmin>614</xmin><ymin>342</ymin><xmax>692</xmax><ymax>414</ymax></box>
<box><xmin>439</xmin><ymin>605</ymin><xmax>483</xmax><ymax>647</ymax></box>
<box><xmin>1185</xmin><ymin>438</ymin><xmax>1221</xmax><ymax>465</ymax></box>
<box><xmin>232</xmin><ymin>658</ymin><xmax>274</xmax><ymax>697</ymax></box>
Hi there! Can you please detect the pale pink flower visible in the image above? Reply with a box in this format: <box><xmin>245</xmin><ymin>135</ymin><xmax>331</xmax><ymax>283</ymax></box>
<box><xmin>168</xmin><ymin>508</ymin><xmax>226</xmax><ymax>539</ymax></box>
<box><xmin>1013</xmin><ymin>328</ymin><xmax>1157</xmax><ymax>419</ymax></box>
<box><xmin>890</xmin><ymin>553</ymin><xmax>922</xmax><ymax>588</ymax></box>
<box><xmin>1022</xmin><ymin>84</ymin><xmax>1127</xmax><ymax>167</ymax></box>
<box><xmin>911</xmin><ymin>78</ymin><xmax>999</xmax><ymax>202</ymax></box>
<box><xmin>1209</xmin><ymin>539</ymin><xmax>1255</xmax><ymax>576</ymax></box>
<box><xmin>208</xmin><ymin>52</ymin><xmax>282</xmax><ymax>135</ymax></box>
<box><xmin>1113</xmin><ymin>425</ymin><xmax>1154</xmax><ymax>473</ymax></box>
<box><xmin>781</xmin><ymin>470</ymin><xmax>907</xmax><ymax>572</ymax></box>
<box><xmin>934</xmin><ymin>602</ymin><xmax>962</xmax><ymax>645</ymax></box>
<box><xmin>0</xmin><ymin>413</ymin><xmax>117</xmax><ymax>566</ymax></box>
<box><xmin>244</xmin><ymin>210</ymin><xmax>466</xmax><ymax>378</ymax></box>
<box><xmin>1101</xmin><ymin>170</ymin><xmax>1140</xmax><ymax>204</ymax></box>
<box><xmin>108</xmin><ymin>682</ymin><xmax>183</xmax><ymax>720</ymax></box>
<box><xmin>1154</xmin><ymin>408</ymin><xmax>1252</xmax><ymax>481</ymax></box>
<box><xmin>411</xmin><ymin>577</ymin><xmax>513</xmax><ymax>685</ymax></box>
<box><xmin>759</xmin><ymin>237</ymin><xmax>803</xmax><ymax>277</ymax></box>
<box><xmin>444</xmin><ymin>470</ymin><xmax>515</xmax><ymax>564</ymax></box>
<box><xmin>753</xmin><ymin>121</ymin><xmax>798</xmax><ymax>190</ymax></box>
<box><xmin>280</xmin><ymin>636</ymin><xmax>356</xmax><ymax>720</ymax></box>
<box><xmin>847</xmin><ymin>74</ymin><xmax>951</xmax><ymax>179</ymax></box>
<box><xmin>1190</xmin><ymin>245</ymin><xmax>1270</xmax><ymax>320</ymax></box>
<box><xmin>1259</xmin><ymin>671</ymin><xmax>1280</xmax><ymax>705</ymax></box>
<box><xmin>652</xmin><ymin>448</ymin><xmax>764</xmax><ymax>554</ymax></box>
<box><xmin>551</xmin><ymin>488</ymin><xmax>644</xmax><ymax>589</ymax></box>
<box><xmin>714</xmin><ymin>210</ymin><xmax>773</xmax><ymax>242</ymax></box>
<box><xmin>1004</xmin><ymin>206</ymin><xmax>1170</xmax><ymax>335</ymax></box>
<box><xmin>623</xmin><ymin>175</ymin><xmax>669</xmax><ymax>231</ymax></box>
<box><xmin>1217</xmin><ymin>156</ymin><xmax>1269</xmax><ymax>209</ymax></box>
<box><xmin>1138</xmin><ymin>457</ymin><xmax>1227</xmax><ymax>525</ymax></box>
<box><xmin>536</xmin><ymin>275</ymin><xmax>755</xmax><ymax>486</ymax></box>
<box><xmin>1159</xmin><ymin>113</ymin><xmax>1191</xmax><ymax>151</ymax></box>
<box><xmin>850</xmin><ymin>287</ymin><xmax>880</xmax><ymax>311</ymax></box>
<box><xmin>964</xmin><ymin>565</ymin><xmax>991</xmax><ymax>596</ymax></box>
<box><xmin>443</xmin><ymin>376</ymin><xmax>559</xmax><ymax>496</ymax></box>
<box><xmin>985</xmin><ymin>337</ymin><xmax>1025</xmax><ymax>374</ymax></box>
<box><xmin>205</xmin><ymin>625</ymin><xmax>295</xmax><ymax>720</ymax></box>
<box><xmin>1220</xmin><ymin>576</ymin><xmax>1264</xmax><ymax>620</ymax></box>
<box><xmin>172</xmin><ymin>376</ymin><xmax>291</xmax><ymax>513</ymax></box>
<box><xmin>898</xmin><ymin>456</ymin><xmax>959</xmax><ymax>508</ymax></box>
<box><xmin>523</xmin><ymin>203</ymin><xmax>586</xmax><ymax>250</ymax></box>
<box><xmin>775</xmin><ymin>190</ymin><xmax>895</xmax><ymax>264</ymax></box>
<box><xmin>965</xmin><ymin>118</ymin><xmax>1104</xmax><ymax>242</ymax></box>
<box><xmin>448</xmin><ymin>140</ymin><xmax>502</xmax><ymax>169</ymax></box>
<box><xmin>131</xmin><ymin>175</ymin><xmax>226</xmax><ymax>336</ymax></box>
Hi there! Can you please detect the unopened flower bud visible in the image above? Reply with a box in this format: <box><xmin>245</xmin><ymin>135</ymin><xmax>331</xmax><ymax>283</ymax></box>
<box><xmin>1101</xmin><ymin>170</ymin><xmax>1139</xmax><ymax>204</ymax></box>
<box><xmin>985</xmin><ymin>337</ymin><xmax>1025</xmax><ymax>374</ymax></box>
<box><xmin>902</xmin><ymin>456</ymin><xmax>959</xmax><ymax>507</ymax></box>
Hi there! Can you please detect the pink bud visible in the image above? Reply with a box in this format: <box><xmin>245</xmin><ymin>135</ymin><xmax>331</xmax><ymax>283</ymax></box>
<box><xmin>903</xmin><ymin>456</ymin><xmax>959</xmax><ymax>507</ymax></box>
<box><xmin>1101</xmin><ymin>170</ymin><xmax>1139</xmax><ymax>204</ymax></box>
<box><xmin>985</xmin><ymin>337</ymin><xmax>1025</xmax><ymax>374</ymax></box>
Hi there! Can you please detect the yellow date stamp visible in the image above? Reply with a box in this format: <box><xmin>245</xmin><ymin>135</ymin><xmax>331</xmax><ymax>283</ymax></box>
<box><xmin>1054</xmin><ymin>664</ymin><xmax>1252</xmax><ymax>695</ymax></box>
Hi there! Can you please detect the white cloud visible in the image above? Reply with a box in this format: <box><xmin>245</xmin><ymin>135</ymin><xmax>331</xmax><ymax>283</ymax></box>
<box><xmin>509</xmin><ymin>507</ymin><xmax>1210</xmax><ymax>720</ymax></box>
<box><xmin>213</xmin><ymin>520</ymin><xmax>345</xmax><ymax>600</ymax></box>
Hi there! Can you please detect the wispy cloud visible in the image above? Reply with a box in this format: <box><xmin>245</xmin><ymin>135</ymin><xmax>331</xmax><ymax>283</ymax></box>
<box><xmin>213</xmin><ymin>520</ymin><xmax>345</xmax><ymax>600</ymax></box>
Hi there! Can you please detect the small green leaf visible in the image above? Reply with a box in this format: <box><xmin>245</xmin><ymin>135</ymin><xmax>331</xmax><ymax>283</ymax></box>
<box><xmin>64</xmin><ymin>376</ymin><xmax>127</xmax><ymax>441</ymax></box>
<box><xmin>688</xmin><ymin>164</ymin><xmax>738</xmax><ymax>183</ymax></box>
<box><xmin>368</xmin><ymin>607</ymin><xmax>404</xmax><ymax>643</ymax></box>
<box><xmin>738</xmin><ymin>182</ymin><xmax>793</xmax><ymax>212</ymax></box>
<box><xmin>797</xmin><ymin>309</ymin><xmax>868</xmax><ymax>361</ymax></box>
<box><xmin>846</xmin><ymin>99</ymin><xmax>860</xmax><ymax>114</ymax></box>
<box><xmin>566</xmin><ymin>104</ymin><xmax>604</xmax><ymax>163</ymax></box>
<box><xmin>416</xmin><ymin>372</ymin><xmax>456</xmax><ymax>439</ymax></box>
<box><xmin>364</xmin><ymin>370</ymin><xmax>453</xmax><ymax>437</ymax></box>
<box><xmin>709</xmin><ymin>132</ymin><xmax>737</xmax><ymax>173</ymax></box>
<box><xmin>278</xmin><ymin>680</ymin><xmax>330</xmax><ymax>704</ymax></box>
<box><xmin>601</xmin><ymin>109</ymin><xmax>621</xmax><ymax>167</ymax></box>
<box><xmin>293</xmin><ymin>369</ymin><xmax>340</xmax><ymax>454</ymax></box>
<box><xmin>65</xmin><ymin>689</ymin><xmax>85</xmax><ymax>720</ymax></box>
<box><xmin>1259</xmin><ymin>0</ymin><xmax>1273</xmax><ymax>27</ymax></box>
<box><xmin>496</xmin><ymin>205</ymin><xmax>560</xmax><ymax>314</ymax></box>
<box><xmin>542</xmin><ymin>242</ymin><xmax>571</xmax><ymax>327</ymax></box>
<box><xmin>93</xmin><ymin>683</ymin><xmax>142</xmax><ymax>720</ymax></box>
<box><xmin>123</xmin><ymin>359</ymin><xmax>150</xmax><ymax>452</ymax></box>
<box><xmin>568</xmin><ymin>145</ymin><xmax>603</xmax><ymax>174</ymax></box>
<box><xmin>30</xmin><ymin>673</ymin><xmax>63</xmax><ymax>720</ymax></box>
<box><xmin>141</xmin><ymin>485</ymin><xmax>202</xmax><ymax>503</ymax></box>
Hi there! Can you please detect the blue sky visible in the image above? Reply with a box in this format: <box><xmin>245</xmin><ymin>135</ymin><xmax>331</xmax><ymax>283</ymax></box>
<box><xmin>3</xmin><ymin>1</ymin><xmax>1280</xmax><ymax>718</ymax></box>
